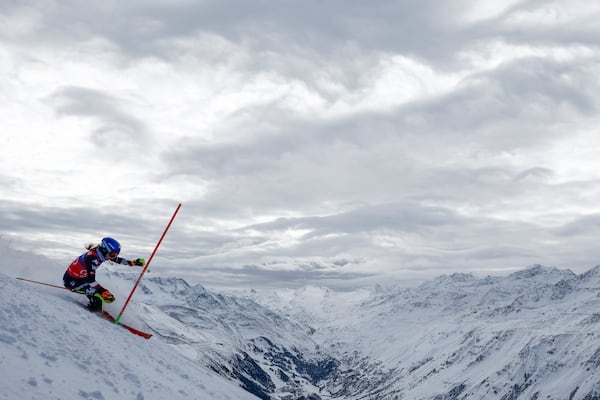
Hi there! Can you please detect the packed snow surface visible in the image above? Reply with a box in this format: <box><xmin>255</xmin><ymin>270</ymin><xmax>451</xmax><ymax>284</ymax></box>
<box><xmin>0</xmin><ymin>271</ymin><xmax>260</xmax><ymax>400</ymax></box>
<box><xmin>0</xmin><ymin>244</ymin><xmax>258</xmax><ymax>400</ymax></box>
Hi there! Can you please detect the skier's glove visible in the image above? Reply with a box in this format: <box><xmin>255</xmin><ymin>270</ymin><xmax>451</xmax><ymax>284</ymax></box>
<box><xmin>134</xmin><ymin>258</ymin><xmax>146</xmax><ymax>266</ymax></box>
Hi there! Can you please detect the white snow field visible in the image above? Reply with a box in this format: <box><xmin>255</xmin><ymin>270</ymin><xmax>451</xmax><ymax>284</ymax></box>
<box><xmin>0</xmin><ymin>243</ymin><xmax>258</xmax><ymax>400</ymax></box>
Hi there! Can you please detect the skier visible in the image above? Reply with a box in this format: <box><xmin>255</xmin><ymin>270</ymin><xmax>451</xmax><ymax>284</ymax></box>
<box><xmin>63</xmin><ymin>237</ymin><xmax>146</xmax><ymax>311</ymax></box>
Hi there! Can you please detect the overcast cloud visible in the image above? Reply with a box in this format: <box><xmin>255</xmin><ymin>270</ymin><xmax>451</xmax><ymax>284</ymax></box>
<box><xmin>2</xmin><ymin>0</ymin><xmax>600</xmax><ymax>290</ymax></box>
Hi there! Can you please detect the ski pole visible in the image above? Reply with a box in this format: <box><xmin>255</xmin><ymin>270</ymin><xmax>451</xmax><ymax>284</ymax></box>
<box><xmin>115</xmin><ymin>203</ymin><xmax>181</xmax><ymax>324</ymax></box>
<box><xmin>16</xmin><ymin>277</ymin><xmax>72</xmax><ymax>291</ymax></box>
<box><xmin>16</xmin><ymin>277</ymin><xmax>85</xmax><ymax>294</ymax></box>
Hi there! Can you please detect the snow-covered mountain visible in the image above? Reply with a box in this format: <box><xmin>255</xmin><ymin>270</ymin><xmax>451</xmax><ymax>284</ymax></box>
<box><xmin>4</xmin><ymin>239</ymin><xmax>600</xmax><ymax>400</ymax></box>
<box><xmin>246</xmin><ymin>265</ymin><xmax>600</xmax><ymax>399</ymax></box>
<box><xmin>98</xmin><ymin>271</ymin><xmax>337</xmax><ymax>400</ymax></box>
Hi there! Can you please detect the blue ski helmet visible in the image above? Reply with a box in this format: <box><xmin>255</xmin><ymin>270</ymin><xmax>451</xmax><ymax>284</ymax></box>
<box><xmin>101</xmin><ymin>237</ymin><xmax>121</xmax><ymax>256</ymax></box>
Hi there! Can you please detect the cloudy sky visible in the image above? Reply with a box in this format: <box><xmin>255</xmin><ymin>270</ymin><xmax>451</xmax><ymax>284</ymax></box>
<box><xmin>2</xmin><ymin>0</ymin><xmax>600</xmax><ymax>290</ymax></box>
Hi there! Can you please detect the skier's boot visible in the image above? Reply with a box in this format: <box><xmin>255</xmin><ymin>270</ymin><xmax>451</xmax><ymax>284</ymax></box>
<box><xmin>96</xmin><ymin>289</ymin><xmax>115</xmax><ymax>304</ymax></box>
<box><xmin>87</xmin><ymin>295</ymin><xmax>103</xmax><ymax>312</ymax></box>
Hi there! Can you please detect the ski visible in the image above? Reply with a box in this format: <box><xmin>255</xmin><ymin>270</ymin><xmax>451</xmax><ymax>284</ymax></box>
<box><xmin>100</xmin><ymin>311</ymin><xmax>152</xmax><ymax>339</ymax></box>
<box><xmin>16</xmin><ymin>277</ymin><xmax>152</xmax><ymax>339</ymax></box>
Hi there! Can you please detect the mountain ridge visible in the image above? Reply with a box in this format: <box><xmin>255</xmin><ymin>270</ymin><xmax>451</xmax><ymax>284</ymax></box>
<box><xmin>245</xmin><ymin>264</ymin><xmax>600</xmax><ymax>399</ymax></box>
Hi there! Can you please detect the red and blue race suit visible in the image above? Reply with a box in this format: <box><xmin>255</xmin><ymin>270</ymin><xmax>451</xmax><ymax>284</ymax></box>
<box><xmin>63</xmin><ymin>248</ymin><xmax>129</xmax><ymax>291</ymax></box>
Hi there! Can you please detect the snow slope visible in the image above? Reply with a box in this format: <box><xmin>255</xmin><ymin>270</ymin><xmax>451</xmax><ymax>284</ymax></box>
<box><xmin>0</xmin><ymin>244</ymin><xmax>258</xmax><ymax>400</ymax></box>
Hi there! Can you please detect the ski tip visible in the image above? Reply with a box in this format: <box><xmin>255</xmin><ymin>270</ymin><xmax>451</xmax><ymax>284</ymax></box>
<box><xmin>101</xmin><ymin>311</ymin><xmax>152</xmax><ymax>339</ymax></box>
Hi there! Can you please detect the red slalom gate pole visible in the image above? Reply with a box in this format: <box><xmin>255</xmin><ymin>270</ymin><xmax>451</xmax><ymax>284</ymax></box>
<box><xmin>115</xmin><ymin>203</ymin><xmax>181</xmax><ymax>324</ymax></box>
